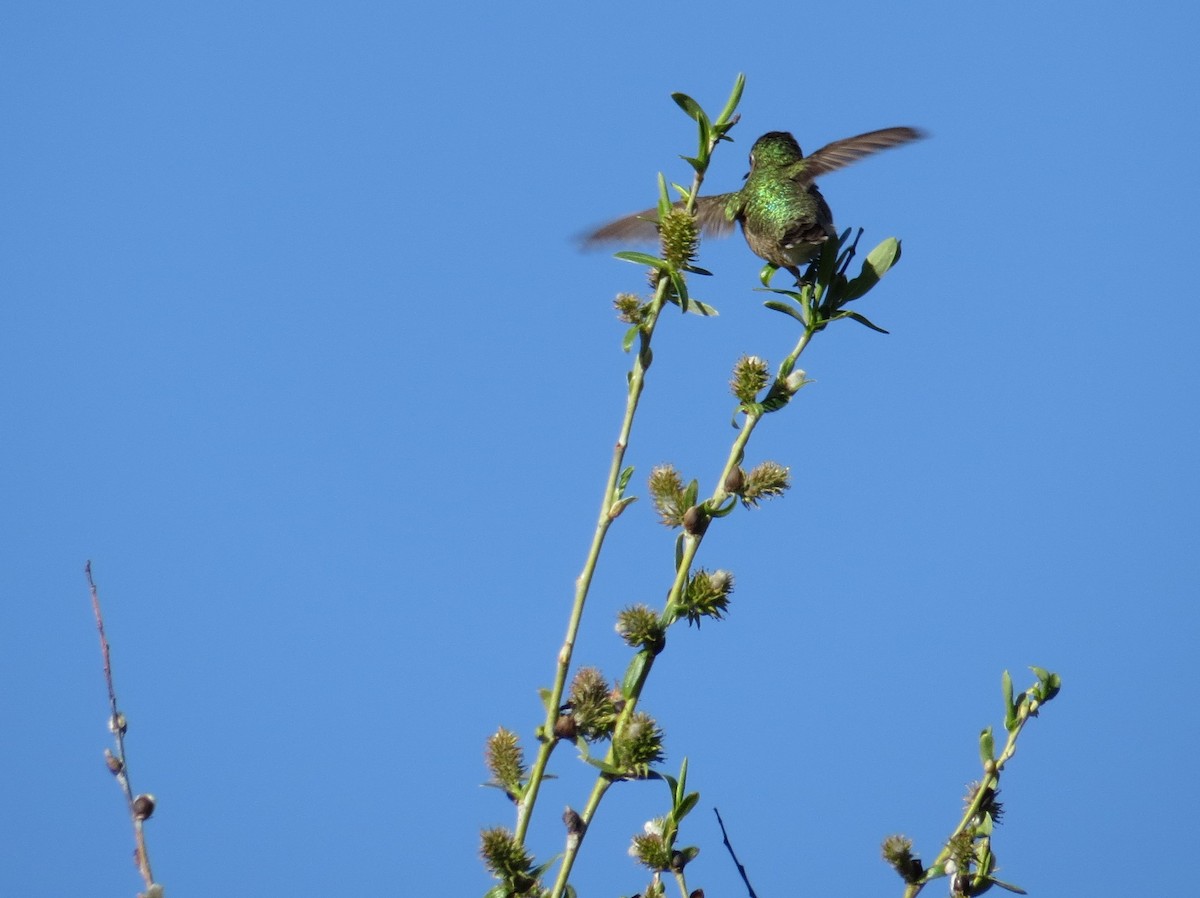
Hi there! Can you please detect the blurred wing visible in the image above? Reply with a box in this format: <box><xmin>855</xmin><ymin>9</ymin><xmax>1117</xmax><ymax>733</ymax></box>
<box><xmin>582</xmin><ymin>194</ymin><xmax>739</xmax><ymax>246</ymax></box>
<box><xmin>800</xmin><ymin>126</ymin><xmax>925</xmax><ymax>182</ymax></box>
<box><xmin>582</xmin><ymin>208</ymin><xmax>662</xmax><ymax>245</ymax></box>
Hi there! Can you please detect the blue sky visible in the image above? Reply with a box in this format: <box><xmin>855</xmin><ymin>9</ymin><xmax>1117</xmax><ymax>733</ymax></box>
<box><xmin>3</xmin><ymin>2</ymin><xmax>1198</xmax><ymax>896</ymax></box>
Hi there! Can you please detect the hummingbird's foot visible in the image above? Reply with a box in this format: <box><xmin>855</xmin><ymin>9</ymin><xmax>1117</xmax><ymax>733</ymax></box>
<box><xmin>790</xmin><ymin>262</ymin><xmax>818</xmax><ymax>288</ymax></box>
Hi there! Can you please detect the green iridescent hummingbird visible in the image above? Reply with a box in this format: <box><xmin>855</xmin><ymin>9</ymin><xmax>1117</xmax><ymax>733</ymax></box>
<box><xmin>585</xmin><ymin>126</ymin><xmax>924</xmax><ymax>280</ymax></box>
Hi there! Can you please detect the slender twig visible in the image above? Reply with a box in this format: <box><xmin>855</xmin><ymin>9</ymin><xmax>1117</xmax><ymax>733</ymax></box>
<box><xmin>86</xmin><ymin>561</ymin><xmax>157</xmax><ymax>893</ymax></box>
<box><xmin>714</xmin><ymin>807</ymin><xmax>759</xmax><ymax>898</ymax></box>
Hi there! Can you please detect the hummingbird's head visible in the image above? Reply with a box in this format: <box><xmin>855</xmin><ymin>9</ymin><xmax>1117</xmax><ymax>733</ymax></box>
<box><xmin>748</xmin><ymin>131</ymin><xmax>804</xmax><ymax>170</ymax></box>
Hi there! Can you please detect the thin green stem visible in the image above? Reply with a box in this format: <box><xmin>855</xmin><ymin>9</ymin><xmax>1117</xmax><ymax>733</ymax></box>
<box><xmin>519</xmin><ymin>125</ymin><xmax>731</xmax><ymax>854</ymax></box>
<box><xmin>516</xmin><ymin>283</ymin><xmax>668</xmax><ymax>843</ymax></box>
<box><xmin>549</xmin><ymin>320</ymin><xmax>821</xmax><ymax>898</ymax></box>
<box><xmin>550</xmin><ymin>774</ymin><xmax>615</xmax><ymax>897</ymax></box>
<box><xmin>901</xmin><ymin>717</ymin><xmax>1031</xmax><ymax>898</ymax></box>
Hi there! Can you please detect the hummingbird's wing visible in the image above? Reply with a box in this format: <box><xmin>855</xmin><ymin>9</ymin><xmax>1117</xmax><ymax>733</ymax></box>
<box><xmin>583</xmin><ymin>194</ymin><xmax>739</xmax><ymax>246</ymax></box>
<box><xmin>798</xmin><ymin>127</ymin><xmax>925</xmax><ymax>184</ymax></box>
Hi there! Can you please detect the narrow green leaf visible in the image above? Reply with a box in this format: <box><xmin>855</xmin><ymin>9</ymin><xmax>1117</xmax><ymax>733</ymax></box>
<box><xmin>708</xmin><ymin>496</ymin><xmax>737</xmax><ymax>517</ymax></box>
<box><xmin>683</xmin><ymin>479</ymin><xmax>699</xmax><ymax>508</ymax></box>
<box><xmin>622</xmin><ymin>324</ymin><xmax>640</xmax><ymax>353</ymax></box>
<box><xmin>1002</xmin><ymin>670</ymin><xmax>1017</xmax><ymax>732</ymax></box>
<box><xmin>614</xmin><ymin>251</ymin><xmax>668</xmax><ymax>270</ymax></box>
<box><xmin>675</xmin><ymin>791</ymin><xmax>700</xmax><ymax>820</ymax></box>
<box><xmin>676</xmin><ymin>757</ymin><xmax>689</xmax><ymax>798</ymax></box>
<box><xmin>697</xmin><ymin>117</ymin><xmax>713</xmax><ymax>155</ymax></box>
<box><xmin>763</xmin><ymin>299</ymin><xmax>807</xmax><ymax>323</ymax></box>
<box><xmin>680</xmin><ymin>155</ymin><xmax>704</xmax><ymax>173</ymax></box>
<box><xmin>841</xmin><ymin>310</ymin><xmax>890</xmax><ymax>334</ymax></box>
<box><xmin>979</xmin><ymin>726</ymin><xmax>995</xmax><ymax>766</ymax></box>
<box><xmin>817</xmin><ymin>236</ymin><xmax>840</xmax><ymax>285</ymax></box>
<box><xmin>617</xmin><ymin>465</ymin><xmax>635</xmax><ymax>492</ymax></box>
<box><xmin>682</xmin><ymin>264</ymin><xmax>713</xmax><ymax>277</ymax></box>
<box><xmin>759</xmin><ymin>262</ymin><xmax>780</xmax><ymax>287</ymax></box>
<box><xmin>682</xmin><ymin>298</ymin><xmax>719</xmax><ymax>317</ymax></box>
<box><xmin>656</xmin><ymin>172</ymin><xmax>671</xmax><ymax>217</ymax></box>
<box><xmin>483</xmin><ymin>885</ymin><xmax>512</xmax><ymax>898</ymax></box>
<box><xmin>668</xmin><ymin>269</ymin><xmax>690</xmax><ymax>310</ymax></box>
<box><xmin>622</xmin><ymin>651</ymin><xmax>648</xmax><ymax>698</ymax></box>
<box><xmin>714</xmin><ymin>73</ymin><xmax>746</xmax><ymax>127</ymax></box>
<box><xmin>988</xmin><ymin>877</ymin><xmax>1028</xmax><ymax>894</ymax></box>
<box><xmin>671</xmin><ymin>92</ymin><xmax>705</xmax><ymax>122</ymax></box>
<box><xmin>759</xmin><ymin>393</ymin><xmax>790</xmax><ymax>414</ymax></box>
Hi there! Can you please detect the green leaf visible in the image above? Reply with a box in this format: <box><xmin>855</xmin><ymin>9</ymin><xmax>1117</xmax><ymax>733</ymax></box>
<box><xmin>622</xmin><ymin>324</ymin><xmax>640</xmax><ymax>353</ymax></box>
<box><xmin>615</xmin><ymin>251</ymin><xmax>668</xmax><ymax>270</ymax></box>
<box><xmin>482</xmin><ymin>884</ymin><xmax>512</xmax><ymax>898</ymax></box>
<box><xmin>817</xmin><ymin>235</ymin><xmax>840</xmax><ymax>285</ymax></box>
<box><xmin>987</xmin><ymin>876</ymin><xmax>1028</xmax><ymax>894</ymax></box>
<box><xmin>714</xmin><ymin>73</ymin><xmax>746</xmax><ymax>127</ymax></box>
<box><xmin>622</xmin><ymin>651</ymin><xmax>648</xmax><ymax>698</ymax></box>
<box><xmin>763</xmin><ymin>299</ymin><xmax>807</xmax><ymax>323</ymax></box>
<box><xmin>1002</xmin><ymin>670</ymin><xmax>1018</xmax><ymax>732</ymax></box>
<box><xmin>617</xmin><ymin>465</ymin><xmax>635</xmax><ymax>492</ymax></box>
<box><xmin>842</xmin><ymin>237</ymin><xmax>901</xmax><ymax>302</ymax></box>
<box><xmin>708</xmin><ymin>496</ymin><xmax>737</xmax><ymax>518</ymax></box>
<box><xmin>758</xmin><ymin>392</ymin><xmax>790</xmax><ymax>414</ymax></box>
<box><xmin>759</xmin><ymin>262</ymin><xmax>780</xmax><ymax>287</ymax></box>
<box><xmin>683</xmin><ymin>479</ymin><xmax>699</xmax><ymax>508</ymax></box>
<box><xmin>674</xmin><ymin>532</ymin><xmax>685</xmax><ymax>571</ymax></box>
<box><xmin>682</xmin><ymin>263</ymin><xmax>713</xmax><ymax>277</ymax></box>
<box><xmin>979</xmin><ymin>726</ymin><xmax>995</xmax><ymax>766</ymax></box>
<box><xmin>538</xmin><ymin>687</ymin><xmax>552</xmax><ymax>711</ymax></box>
<box><xmin>680</xmin><ymin>155</ymin><xmax>704</xmax><ymax>173</ymax></box>
<box><xmin>657</xmin><ymin>173</ymin><xmax>671</xmax><ymax>217</ymax></box>
<box><xmin>671</xmin><ymin>92</ymin><xmax>705</xmax><ymax>122</ymax></box>
<box><xmin>667</xmin><ymin>269</ymin><xmax>690</xmax><ymax>311</ymax></box>
<box><xmin>1030</xmin><ymin>666</ymin><xmax>1062</xmax><ymax>703</ymax></box>
<box><xmin>841</xmin><ymin>310</ymin><xmax>890</xmax><ymax>334</ymax></box>
<box><xmin>682</xmin><ymin>298</ymin><xmax>719</xmax><ymax>317</ymax></box>
<box><xmin>675</xmin><ymin>791</ymin><xmax>700</xmax><ymax>821</ymax></box>
<box><xmin>675</xmin><ymin>758</ymin><xmax>689</xmax><ymax>798</ymax></box>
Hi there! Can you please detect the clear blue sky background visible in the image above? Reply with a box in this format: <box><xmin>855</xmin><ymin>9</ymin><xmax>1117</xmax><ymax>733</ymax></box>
<box><xmin>4</xmin><ymin>3</ymin><xmax>1197</xmax><ymax>896</ymax></box>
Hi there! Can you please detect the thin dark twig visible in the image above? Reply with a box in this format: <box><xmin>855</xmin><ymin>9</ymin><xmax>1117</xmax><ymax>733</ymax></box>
<box><xmin>86</xmin><ymin>561</ymin><xmax>157</xmax><ymax>892</ymax></box>
<box><xmin>714</xmin><ymin>807</ymin><xmax>758</xmax><ymax>898</ymax></box>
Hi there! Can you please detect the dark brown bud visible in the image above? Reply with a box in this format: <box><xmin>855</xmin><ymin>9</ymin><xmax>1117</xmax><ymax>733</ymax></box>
<box><xmin>553</xmin><ymin>714</ymin><xmax>577</xmax><ymax>740</ymax></box>
<box><xmin>723</xmin><ymin>466</ymin><xmax>745</xmax><ymax>494</ymax></box>
<box><xmin>132</xmin><ymin>793</ymin><xmax>156</xmax><ymax>820</ymax></box>
<box><xmin>682</xmin><ymin>505</ymin><xmax>708</xmax><ymax>536</ymax></box>
<box><xmin>563</xmin><ymin>806</ymin><xmax>586</xmax><ymax>837</ymax></box>
<box><xmin>104</xmin><ymin>749</ymin><xmax>124</xmax><ymax>775</ymax></box>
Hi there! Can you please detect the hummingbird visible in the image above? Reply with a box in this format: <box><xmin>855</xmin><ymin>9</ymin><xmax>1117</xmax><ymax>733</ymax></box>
<box><xmin>585</xmin><ymin>126</ymin><xmax>924</xmax><ymax>281</ymax></box>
